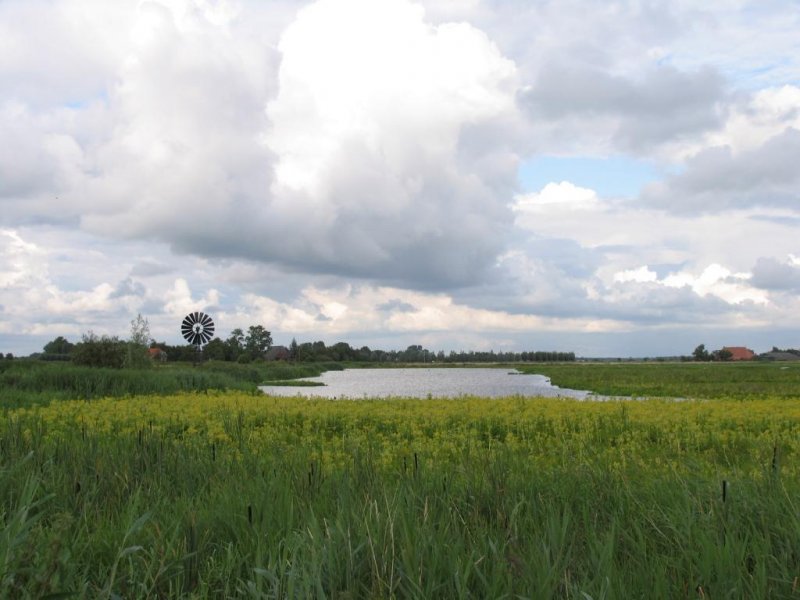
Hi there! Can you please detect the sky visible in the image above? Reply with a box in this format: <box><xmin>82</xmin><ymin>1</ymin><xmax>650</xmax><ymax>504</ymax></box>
<box><xmin>1</xmin><ymin>0</ymin><xmax>800</xmax><ymax>358</ymax></box>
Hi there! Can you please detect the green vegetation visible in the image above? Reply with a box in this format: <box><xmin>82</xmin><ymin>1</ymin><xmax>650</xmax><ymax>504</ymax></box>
<box><xmin>1</xmin><ymin>393</ymin><xmax>799</xmax><ymax>598</ymax></box>
<box><xmin>289</xmin><ymin>341</ymin><xmax>575</xmax><ymax>363</ymax></box>
<box><xmin>3</xmin><ymin>359</ymin><xmax>800</xmax><ymax>596</ymax></box>
<box><xmin>518</xmin><ymin>360</ymin><xmax>800</xmax><ymax>398</ymax></box>
<box><xmin>0</xmin><ymin>360</ymin><xmax>338</xmax><ymax>408</ymax></box>
<box><xmin>37</xmin><ymin>328</ymin><xmax>575</xmax><ymax>365</ymax></box>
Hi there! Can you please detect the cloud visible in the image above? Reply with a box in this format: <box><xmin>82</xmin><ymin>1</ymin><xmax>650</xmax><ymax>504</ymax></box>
<box><xmin>259</xmin><ymin>0</ymin><xmax>520</xmax><ymax>287</ymax></box>
<box><xmin>0</xmin><ymin>0</ymin><xmax>524</xmax><ymax>291</ymax></box>
<box><xmin>0</xmin><ymin>0</ymin><xmax>128</xmax><ymax>108</ymax></box>
<box><xmin>700</xmin><ymin>86</ymin><xmax>800</xmax><ymax>156</ymax></box>
<box><xmin>110</xmin><ymin>277</ymin><xmax>146</xmax><ymax>299</ymax></box>
<box><xmin>513</xmin><ymin>181</ymin><xmax>601</xmax><ymax>221</ymax></box>
<box><xmin>3</xmin><ymin>0</ymin><xmax>800</xmax><ymax>357</ymax></box>
<box><xmin>522</xmin><ymin>63</ymin><xmax>727</xmax><ymax>152</ymax></box>
<box><xmin>163</xmin><ymin>278</ymin><xmax>220</xmax><ymax>320</ymax></box>
<box><xmin>130</xmin><ymin>260</ymin><xmax>174</xmax><ymax>278</ymax></box>
<box><xmin>614</xmin><ymin>266</ymin><xmax>657</xmax><ymax>284</ymax></box>
<box><xmin>0</xmin><ymin>229</ymin><xmax>49</xmax><ymax>289</ymax></box>
<box><xmin>216</xmin><ymin>281</ymin><xmax>631</xmax><ymax>345</ymax></box>
<box><xmin>642</xmin><ymin>127</ymin><xmax>800</xmax><ymax>213</ymax></box>
<box><xmin>751</xmin><ymin>256</ymin><xmax>800</xmax><ymax>292</ymax></box>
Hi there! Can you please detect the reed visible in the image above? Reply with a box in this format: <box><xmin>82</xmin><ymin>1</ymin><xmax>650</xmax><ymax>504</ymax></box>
<box><xmin>0</xmin><ymin>360</ymin><xmax>332</xmax><ymax>408</ymax></box>
<box><xmin>1</xmin><ymin>392</ymin><xmax>799</xmax><ymax>597</ymax></box>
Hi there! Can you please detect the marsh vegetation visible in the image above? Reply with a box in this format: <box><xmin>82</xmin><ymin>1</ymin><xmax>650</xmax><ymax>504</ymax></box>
<box><xmin>1</xmin><ymin>361</ymin><xmax>799</xmax><ymax>597</ymax></box>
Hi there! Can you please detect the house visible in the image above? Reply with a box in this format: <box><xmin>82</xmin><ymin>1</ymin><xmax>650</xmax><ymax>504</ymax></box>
<box><xmin>147</xmin><ymin>347</ymin><xmax>168</xmax><ymax>362</ymax></box>
<box><xmin>722</xmin><ymin>346</ymin><xmax>755</xmax><ymax>361</ymax></box>
<box><xmin>264</xmin><ymin>345</ymin><xmax>290</xmax><ymax>361</ymax></box>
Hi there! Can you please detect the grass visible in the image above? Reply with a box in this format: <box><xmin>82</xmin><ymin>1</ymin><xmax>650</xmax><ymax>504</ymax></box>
<box><xmin>0</xmin><ymin>360</ymin><xmax>342</xmax><ymax>408</ymax></box>
<box><xmin>1</xmin><ymin>392</ymin><xmax>800</xmax><ymax>597</ymax></box>
<box><xmin>517</xmin><ymin>360</ymin><xmax>800</xmax><ymax>398</ymax></box>
<box><xmin>2</xmin><ymin>360</ymin><xmax>800</xmax><ymax>596</ymax></box>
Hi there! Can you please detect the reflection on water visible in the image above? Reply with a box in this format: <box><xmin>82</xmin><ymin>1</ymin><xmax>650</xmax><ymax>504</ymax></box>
<box><xmin>259</xmin><ymin>367</ymin><xmax>594</xmax><ymax>399</ymax></box>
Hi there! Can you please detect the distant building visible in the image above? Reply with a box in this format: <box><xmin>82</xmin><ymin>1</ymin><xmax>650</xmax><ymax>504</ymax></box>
<box><xmin>264</xmin><ymin>345</ymin><xmax>290</xmax><ymax>361</ymax></box>
<box><xmin>722</xmin><ymin>346</ymin><xmax>755</xmax><ymax>361</ymax></box>
<box><xmin>759</xmin><ymin>351</ymin><xmax>800</xmax><ymax>362</ymax></box>
<box><xmin>148</xmin><ymin>347</ymin><xmax>168</xmax><ymax>362</ymax></box>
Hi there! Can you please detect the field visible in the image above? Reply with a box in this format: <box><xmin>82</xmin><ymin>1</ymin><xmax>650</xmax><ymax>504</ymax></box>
<box><xmin>1</xmin><ymin>362</ymin><xmax>800</xmax><ymax>597</ymax></box>
<box><xmin>520</xmin><ymin>360</ymin><xmax>800</xmax><ymax>399</ymax></box>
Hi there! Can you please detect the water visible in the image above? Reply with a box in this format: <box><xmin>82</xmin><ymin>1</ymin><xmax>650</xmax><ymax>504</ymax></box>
<box><xmin>259</xmin><ymin>367</ymin><xmax>594</xmax><ymax>399</ymax></box>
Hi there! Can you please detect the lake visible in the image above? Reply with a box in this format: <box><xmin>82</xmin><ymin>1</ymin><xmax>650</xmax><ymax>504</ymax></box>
<box><xmin>259</xmin><ymin>367</ymin><xmax>594</xmax><ymax>399</ymax></box>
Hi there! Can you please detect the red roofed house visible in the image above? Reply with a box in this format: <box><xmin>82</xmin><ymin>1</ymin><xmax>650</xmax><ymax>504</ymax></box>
<box><xmin>148</xmin><ymin>347</ymin><xmax>168</xmax><ymax>362</ymax></box>
<box><xmin>723</xmin><ymin>346</ymin><xmax>755</xmax><ymax>361</ymax></box>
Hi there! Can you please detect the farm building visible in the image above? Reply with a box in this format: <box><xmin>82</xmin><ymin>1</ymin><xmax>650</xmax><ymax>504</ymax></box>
<box><xmin>722</xmin><ymin>346</ymin><xmax>755</xmax><ymax>361</ymax></box>
<box><xmin>264</xmin><ymin>345</ymin><xmax>290</xmax><ymax>361</ymax></box>
<box><xmin>759</xmin><ymin>351</ymin><xmax>800</xmax><ymax>361</ymax></box>
<box><xmin>147</xmin><ymin>347</ymin><xmax>168</xmax><ymax>362</ymax></box>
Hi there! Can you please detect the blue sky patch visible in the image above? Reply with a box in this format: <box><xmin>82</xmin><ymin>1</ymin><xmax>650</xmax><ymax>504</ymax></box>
<box><xmin>518</xmin><ymin>156</ymin><xmax>660</xmax><ymax>198</ymax></box>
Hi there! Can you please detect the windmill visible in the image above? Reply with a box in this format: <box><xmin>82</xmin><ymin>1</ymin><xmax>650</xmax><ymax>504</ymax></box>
<box><xmin>181</xmin><ymin>312</ymin><xmax>215</xmax><ymax>363</ymax></box>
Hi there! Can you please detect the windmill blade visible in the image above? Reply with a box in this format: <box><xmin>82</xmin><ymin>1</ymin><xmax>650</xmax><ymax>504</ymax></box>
<box><xmin>181</xmin><ymin>311</ymin><xmax>215</xmax><ymax>347</ymax></box>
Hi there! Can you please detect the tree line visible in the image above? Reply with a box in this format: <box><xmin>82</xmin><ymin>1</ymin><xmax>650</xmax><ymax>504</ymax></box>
<box><xmin>38</xmin><ymin>315</ymin><xmax>161</xmax><ymax>368</ymax></box>
<box><xmin>154</xmin><ymin>326</ymin><xmax>273</xmax><ymax>363</ymax></box>
<box><xmin>691</xmin><ymin>344</ymin><xmax>733</xmax><ymax>362</ymax></box>
<box><xmin>289</xmin><ymin>341</ymin><xmax>575</xmax><ymax>363</ymax></box>
<box><xmin>35</xmin><ymin>320</ymin><xmax>276</xmax><ymax>368</ymax></box>
<box><xmin>33</xmin><ymin>317</ymin><xmax>576</xmax><ymax>367</ymax></box>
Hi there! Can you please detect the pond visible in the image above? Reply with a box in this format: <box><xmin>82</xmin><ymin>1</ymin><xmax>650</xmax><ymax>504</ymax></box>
<box><xmin>259</xmin><ymin>367</ymin><xmax>595</xmax><ymax>399</ymax></box>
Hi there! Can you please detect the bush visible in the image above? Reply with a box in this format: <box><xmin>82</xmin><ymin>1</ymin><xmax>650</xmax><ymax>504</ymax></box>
<box><xmin>71</xmin><ymin>333</ymin><xmax>126</xmax><ymax>368</ymax></box>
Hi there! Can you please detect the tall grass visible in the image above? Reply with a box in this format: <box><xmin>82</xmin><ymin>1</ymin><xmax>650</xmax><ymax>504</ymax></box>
<box><xmin>1</xmin><ymin>393</ymin><xmax>799</xmax><ymax>597</ymax></box>
<box><xmin>0</xmin><ymin>360</ymin><xmax>344</xmax><ymax>409</ymax></box>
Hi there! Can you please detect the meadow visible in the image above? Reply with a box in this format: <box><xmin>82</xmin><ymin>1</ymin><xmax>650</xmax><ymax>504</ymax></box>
<box><xmin>1</xmin><ymin>361</ymin><xmax>799</xmax><ymax>597</ymax></box>
<box><xmin>520</xmin><ymin>361</ymin><xmax>800</xmax><ymax>399</ymax></box>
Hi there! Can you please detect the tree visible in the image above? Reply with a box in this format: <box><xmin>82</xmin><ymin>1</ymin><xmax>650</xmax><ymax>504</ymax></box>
<box><xmin>244</xmin><ymin>325</ymin><xmax>272</xmax><ymax>360</ymax></box>
<box><xmin>43</xmin><ymin>336</ymin><xmax>75</xmax><ymax>355</ymax></box>
<box><xmin>712</xmin><ymin>348</ymin><xmax>733</xmax><ymax>361</ymax></box>
<box><xmin>225</xmin><ymin>328</ymin><xmax>245</xmax><ymax>360</ymax></box>
<box><xmin>125</xmin><ymin>313</ymin><xmax>152</xmax><ymax>368</ymax></box>
<box><xmin>692</xmin><ymin>344</ymin><xmax>710</xmax><ymax>362</ymax></box>
<box><xmin>289</xmin><ymin>338</ymin><xmax>299</xmax><ymax>361</ymax></box>
<box><xmin>129</xmin><ymin>313</ymin><xmax>151</xmax><ymax>346</ymax></box>
<box><xmin>203</xmin><ymin>337</ymin><xmax>227</xmax><ymax>361</ymax></box>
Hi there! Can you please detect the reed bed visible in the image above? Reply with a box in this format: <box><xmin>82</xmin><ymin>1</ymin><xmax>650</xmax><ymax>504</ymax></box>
<box><xmin>1</xmin><ymin>392</ymin><xmax>799</xmax><ymax>598</ymax></box>
<box><xmin>0</xmin><ymin>361</ymin><xmax>337</xmax><ymax>408</ymax></box>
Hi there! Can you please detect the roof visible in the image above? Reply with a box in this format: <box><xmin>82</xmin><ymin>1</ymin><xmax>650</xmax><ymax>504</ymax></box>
<box><xmin>759</xmin><ymin>351</ymin><xmax>800</xmax><ymax>361</ymax></box>
<box><xmin>264</xmin><ymin>345</ymin><xmax>290</xmax><ymax>360</ymax></box>
<box><xmin>722</xmin><ymin>346</ymin><xmax>755</xmax><ymax>360</ymax></box>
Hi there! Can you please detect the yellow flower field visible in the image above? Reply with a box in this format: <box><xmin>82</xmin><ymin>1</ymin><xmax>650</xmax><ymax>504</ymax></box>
<box><xmin>7</xmin><ymin>392</ymin><xmax>800</xmax><ymax>478</ymax></box>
